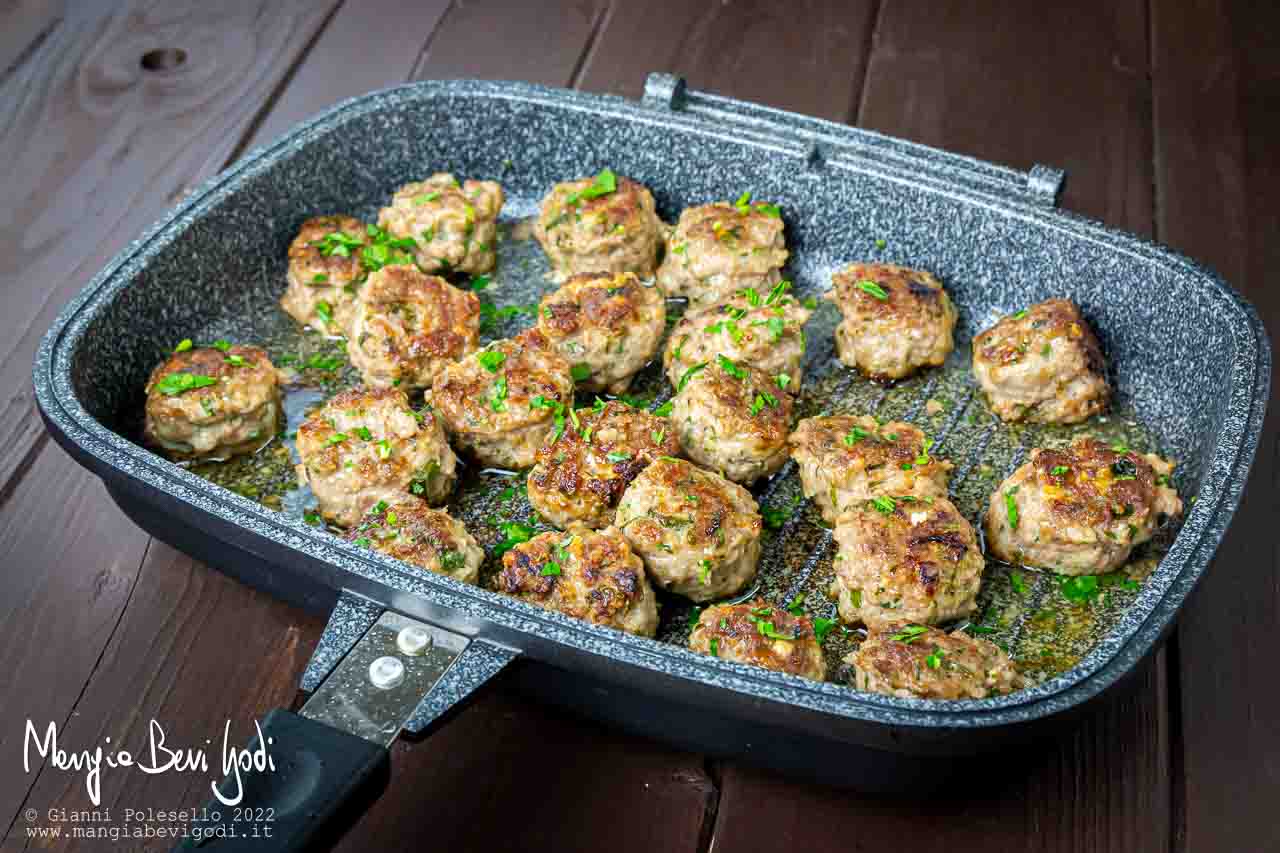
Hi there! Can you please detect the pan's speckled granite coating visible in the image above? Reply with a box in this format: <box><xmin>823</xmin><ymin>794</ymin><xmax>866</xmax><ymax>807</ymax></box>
<box><xmin>33</xmin><ymin>76</ymin><xmax>1270</xmax><ymax>772</ymax></box>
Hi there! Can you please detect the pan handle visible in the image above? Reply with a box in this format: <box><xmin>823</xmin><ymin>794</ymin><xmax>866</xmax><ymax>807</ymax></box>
<box><xmin>173</xmin><ymin>606</ymin><xmax>519</xmax><ymax>852</ymax></box>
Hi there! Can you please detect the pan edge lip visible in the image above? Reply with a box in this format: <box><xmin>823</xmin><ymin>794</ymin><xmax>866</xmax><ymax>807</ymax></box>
<box><xmin>32</xmin><ymin>77</ymin><xmax>1273</xmax><ymax>731</ymax></box>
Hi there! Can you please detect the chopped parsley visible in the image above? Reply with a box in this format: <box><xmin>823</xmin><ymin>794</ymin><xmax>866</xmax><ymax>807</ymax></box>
<box><xmin>211</xmin><ymin>339</ymin><xmax>232</xmax><ymax>352</ymax></box>
<box><xmin>606</xmin><ymin>451</ymin><xmax>631</xmax><ymax>462</ymax></box>
<box><xmin>375</xmin><ymin>439</ymin><xmax>393</xmax><ymax>460</ymax></box>
<box><xmin>709</xmin><ymin>637</ymin><xmax>720</xmax><ymax>657</ymax></box>
<box><xmin>1060</xmin><ymin>575</ymin><xmax>1100</xmax><ymax>603</ymax></box>
<box><xmin>716</xmin><ymin>354</ymin><xmax>747</xmax><ymax>379</ymax></box>
<box><xmin>570</xmin><ymin>362</ymin><xmax>592</xmax><ymax>382</ymax></box>
<box><xmin>1004</xmin><ymin>487</ymin><xmax>1020</xmax><ymax>529</ymax></box>
<box><xmin>786</xmin><ymin>594</ymin><xmax>805</xmax><ymax>615</ymax></box>
<box><xmin>412</xmin><ymin>191</ymin><xmax>441</xmax><ymax>205</ymax></box>
<box><xmin>1050</xmin><ymin>465</ymin><xmax>1070</xmax><ymax>476</ymax></box>
<box><xmin>494</xmin><ymin>521</ymin><xmax>535</xmax><ymax>557</ymax></box>
<box><xmin>813</xmin><ymin>618</ymin><xmax>837</xmax><ymax>644</ymax></box>
<box><xmin>698</xmin><ymin>559</ymin><xmax>713</xmax><ymax>585</ymax></box>
<box><xmin>568</xmin><ymin>168</ymin><xmax>617</xmax><ymax>203</ymax></box>
<box><xmin>775</xmin><ymin>374</ymin><xmax>791</xmax><ymax>391</ymax></box>
<box><xmin>489</xmin><ymin>376</ymin><xmax>509</xmax><ymax>412</ymax></box>
<box><xmin>870</xmin><ymin>496</ymin><xmax>896</xmax><ymax>515</ymax></box>
<box><xmin>749</xmin><ymin>392</ymin><xmax>778</xmax><ymax>416</ymax></box>
<box><xmin>925</xmin><ymin>646</ymin><xmax>946</xmax><ymax>669</ymax></box>
<box><xmin>353</xmin><ymin>426</ymin><xmax>373</xmax><ymax>441</ymax></box>
<box><xmin>540</xmin><ymin>561</ymin><xmax>562</xmax><ymax>577</ymax></box>
<box><xmin>734</xmin><ymin>191</ymin><xmax>752</xmax><ymax>213</ymax></box>
<box><xmin>890</xmin><ymin>624</ymin><xmax>928</xmax><ymax>644</ymax></box>
<box><xmin>476</xmin><ymin>350</ymin><xmax>506</xmax><ymax>372</ymax></box>
<box><xmin>677</xmin><ymin>363</ymin><xmax>707</xmax><ymax>392</ymax></box>
<box><xmin>326</xmin><ymin>432</ymin><xmax>348</xmax><ymax>446</ymax></box>
<box><xmin>315</xmin><ymin>300</ymin><xmax>334</xmax><ymax>326</ymax></box>
<box><xmin>173</xmin><ymin>338</ymin><xmax>193</xmax><ymax>353</ymax></box>
<box><xmin>154</xmin><ymin>373</ymin><xmax>218</xmax><ymax>396</ymax></box>
<box><xmin>1012</xmin><ymin>309</ymin><xmax>1028</xmax><ymax>319</ymax></box>
<box><xmin>1010</xmin><ymin>570</ymin><xmax>1028</xmax><ymax>595</ymax></box>
<box><xmin>654</xmin><ymin>400</ymin><xmax>674</xmax><ymax>417</ymax></box>
<box><xmin>857</xmin><ymin>279</ymin><xmax>888</xmax><ymax>301</ymax></box>
<box><xmin>843</xmin><ymin>426</ymin><xmax>870</xmax><ymax>446</ymax></box>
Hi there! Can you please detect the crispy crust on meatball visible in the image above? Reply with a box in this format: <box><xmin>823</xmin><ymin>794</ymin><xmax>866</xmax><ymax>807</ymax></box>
<box><xmin>535</xmin><ymin>272</ymin><xmax>666</xmax><ymax>393</ymax></box>
<box><xmin>280</xmin><ymin>215</ymin><xmax>367</xmax><ymax>335</ymax></box>
<box><xmin>347</xmin><ymin>500</ymin><xmax>482</xmax><ymax>585</ymax></box>
<box><xmin>689</xmin><ymin>600</ymin><xmax>827</xmax><ymax>681</ymax></box>
<box><xmin>789</xmin><ymin>415</ymin><xmax>953</xmax><ymax>524</ymax></box>
<box><xmin>831</xmin><ymin>496</ymin><xmax>983</xmax><ymax>628</ymax></box>
<box><xmin>984</xmin><ymin>437</ymin><xmax>1182</xmax><ymax>575</ymax></box>
<box><xmin>347</xmin><ymin>266</ymin><xmax>481</xmax><ymax>391</ymax></box>
<box><xmin>615</xmin><ymin>458</ymin><xmax>762</xmax><ymax>602</ymax></box>
<box><xmin>657</xmin><ymin>201</ymin><xmax>788</xmax><ymax>309</ymax></box>
<box><xmin>377</xmin><ymin>173</ymin><xmax>504</xmax><ymax>275</ymax></box>
<box><xmin>431</xmin><ymin>329</ymin><xmax>575</xmax><ymax>469</ymax></box>
<box><xmin>493</xmin><ymin>523</ymin><xmax>659</xmax><ymax>636</ymax></box>
<box><xmin>527</xmin><ymin>401</ymin><xmax>682</xmax><ymax>530</ymax></box>
<box><xmin>670</xmin><ymin>356</ymin><xmax>794</xmax><ymax>484</ymax></box>
<box><xmin>848</xmin><ymin>623</ymin><xmax>1023</xmax><ymax>700</ymax></box>
<box><xmin>296</xmin><ymin>387</ymin><xmax>457</xmax><ymax>527</ymax></box>
<box><xmin>828</xmin><ymin>263</ymin><xmax>957</xmax><ymax>381</ymax></box>
<box><xmin>534</xmin><ymin>173</ymin><xmax>664</xmax><ymax>278</ymax></box>
<box><xmin>144</xmin><ymin>344</ymin><xmax>281</xmax><ymax>462</ymax></box>
<box><xmin>664</xmin><ymin>284</ymin><xmax>812</xmax><ymax>389</ymax></box>
<box><xmin>972</xmin><ymin>298</ymin><xmax>1110</xmax><ymax>424</ymax></box>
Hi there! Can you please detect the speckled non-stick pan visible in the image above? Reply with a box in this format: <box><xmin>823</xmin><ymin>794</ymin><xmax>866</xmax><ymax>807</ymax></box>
<box><xmin>33</xmin><ymin>75</ymin><xmax>1270</xmax><ymax>787</ymax></box>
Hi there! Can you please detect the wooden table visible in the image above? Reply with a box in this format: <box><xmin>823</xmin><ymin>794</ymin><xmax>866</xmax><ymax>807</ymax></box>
<box><xmin>1</xmin><ymin>2</ymin><xmax>1275</xmax><ymax>850</ymax></box>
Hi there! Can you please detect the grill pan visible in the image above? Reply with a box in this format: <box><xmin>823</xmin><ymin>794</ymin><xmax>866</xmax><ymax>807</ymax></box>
<box><xmin>33</xmin><ymin>74</ymin><xmax>1270</xmax><ymax>804</ymax></box>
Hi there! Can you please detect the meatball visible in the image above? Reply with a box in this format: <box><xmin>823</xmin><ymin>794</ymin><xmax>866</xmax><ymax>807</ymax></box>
<box><xmin>614</xmin><ymin>457</ymin><xmax>762</xmax><ymax>602</ymax></box>
<box><xmin>346</xmin><ymin>265</ymin><xmax>481</xmax><ymax>391</ymax></box>
<box><xmin>663</xmin><ymin>284</ymin><xmax>812</xmax><ymax>390</ymax></box>
<box><xmin>535</xmin><ymin>272</ymin><xmax>666</xmax><ymax>393</ymax></box>
<box><xmin>670</xmin><ymin>355</ymin><xmax>794</xmax><ymax>484</ymax></box>
<box><xmin>972</xmin><ymin>298</ymin><xmax>1110</xmax><ymax>424</ymax></box>
<box><xmin>527</xmin><ymin>400</ymin><xmax>682</xmax><ymax>529</ymax></box>
<box><xmin>789</xmin><ymin>415</ymin><xmax>953</xmax><ymax>524</ymax></box>
<box><xmin>828</xmin><ymin>263</ymin><xmax>957</xmax><ymax>381</ymax></box>
<box><xmin>848</xmin><ymin>623</ymin><xmax>1023</xmax><ymax>700</ymax></box>
<box><xmin>984</xmin><ymin>437</ymin><xmax>1182</xmax><ymax>575</ymax></box>
<box><xmin>656</xmin><ymin>199</ymin><xmax>788</xmax><ymax>309</ymax></box>
<box><xmin>534</xmin><ymin>170</ymin><xmax>664</xmax><ymax>279</ymax></box>
<box><xmin>492</xmin><ymin>523</ymin><xmax>659</xmax><ymax>637</ymax></box>
<box><xmin>689</xmin><ymin>600</ymin><xmax>827</xmax><ymax>681</ymax></box>
<box><xmin>830</xmin><ymin>495</ymin><xmax>983</xmax><ymax>629</ymax></box>
<box><xmin>279</xmin><ymin>215</ymin><xmax>367</xmax><ymax>335</ymax></box>
<box><xmin>144</xmin><ymin>343</ymin><xmax>281</xmax><ymax>462</ymax></box>
<box><xmin>377</xmin><ymin>173</ymin><xmax>504</xmax><ymax>275</ymax></box>
<box><xmin>347</xmin><ymin>500</ymin><xmax>482</xmax><ymax>585</ymax></box>
<box><xmin>295</xmin><ymin>387</ymin><xmax>457</xmax><ymax>527</ymax></box>
<box><xmin>431</xmin><ymin>329</ymin><xmax>575</xmax><ymax>469</ymax></box>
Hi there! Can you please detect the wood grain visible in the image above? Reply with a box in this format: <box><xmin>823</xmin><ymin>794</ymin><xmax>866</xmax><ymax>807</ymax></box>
<box><xmin>709</xmin><ymin>1</ymin><xmax>1172</xmax><ymax>849</ymax></box>
<box><xmin>1151</xmin><ymin>2</ymin><xmax>1280</xmax><ymax>851</ymax></box>
<box><xmin>576</xmin><ymin>0</ymin><xmax>879</xmax><ymax>121</ymax></box>
<box><xmin>0</xmin><ymin>446</ymin><xmax>150</xmax><ymax>835</ymax></box>
<box><xmin>0</xmin><ymin>0</ymin><xmax>341</xmax><ymax>493</ymax></box>
<box><xmin>0</xmin><ymin>0</ymin><xmax>61</xmax><ymax>77</ymax></box>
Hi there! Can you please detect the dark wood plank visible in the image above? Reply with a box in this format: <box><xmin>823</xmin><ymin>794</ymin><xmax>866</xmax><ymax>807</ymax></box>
<box><xmin>240</xmin><ymin>0</ymin><xmax>452</xmax><ymax>152</ymax></box>
<box><xmin>709</xmin><ymin>1</ymin><xmax>1172</xmax><ymax>849</ymax></box>
<box><xmin>411</xmin><ymin>0</ymin><xmax>608</xmax><ymax>86</ymax></box>
<box><xmin>0</xmin><ymin>0</ymin><xmax>341</xmax><ymax>491</ymax></box>
<box><xmin>0</xmin><ymin>0</ymin><xmax>61</xmax><ymax>76</ymax></box>
<box><xmin>576</xmin><ymin>0</ymin><xmax>879</xmax><ymax>121</ymax></box>
<box><xmin>8</xmin><ymin>541</ymin><xmax>326</xmax><ymax>852</ymax></box>
<box><xmin>0</xmin><ymin>445</ymin><xmax>150</xmax><ymax>833</ymax></box>
<box><xmin>1151</xmin><ymin>2</ymin><xmax>1280</xmax><ymax>851</ymax></box>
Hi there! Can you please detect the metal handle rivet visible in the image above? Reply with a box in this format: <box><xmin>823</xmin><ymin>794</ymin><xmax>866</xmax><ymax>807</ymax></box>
<box><xmin>396</xmin><ymin>625</ymin><xmax>433</xmax><ymax>656</ymax></box>
<box><xmin>369</xmin><ymin>655</ymin><xmax>405</xmax><ymax>690</ymax></box>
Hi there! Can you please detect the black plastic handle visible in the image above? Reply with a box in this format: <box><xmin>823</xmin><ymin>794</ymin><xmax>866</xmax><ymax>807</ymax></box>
<box><xmin>173</xmin><ymin>708</ymin><xmax>389</xmax><ymax>852</ymax></box>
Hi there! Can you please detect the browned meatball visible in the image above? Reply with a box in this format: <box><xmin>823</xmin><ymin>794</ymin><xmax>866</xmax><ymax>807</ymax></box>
<box><xmin>144</xmin><ymin>343</ymin><xmax>281</xmax><ymax>461</ymax></box>
<box><xmin>848</xmin><ymin>624</ymin><xmax>1022</xmax><ymax>699</ymax></box>
<box><xmin>657</xmin><ymin>199</ymin><xmax>788</xmax><ymax>309</ymax></box>
<box><xmin>534</xmin><ymin>171</ymin><xmax>664</xmax><ymax>278</ymax></box>
<box><xmin>295</xmin><ymin>387</ymin><xmax>457</xmax><ymax>527</ymax></box>
<box><xmin>527</xmin><ymin>400</ymin><xmax>682</xmax><ymax>530</ymax></box>
<box><xmin>689</xmin><ymin>600</ymin><xmax>827</xmax><ymax>681</ymax></box>
<box><xmin>535</xmin><ymin>272</ymin><xmax>666</xmax><ymax>393</ymax></box>
<box><xmin>831</xmin><ymin>496</ymin><xmax>983</xmax><ymax>628</ymax></box>
<box><xmin>972</xmin><ymin>298</ymin><xmax>1110</xmax><ymax>424</ymax></box>
<box><xmin>670</xmin><ymin>355</ymin><xmax>794</xmax><ymax>484</ymax></box>
<box><xmin>663</xmin><ymin>284</ymin><xmax>812</xmax><ymax>390</ymax></box>
<box><xmin>492</xmin><ymin>523</ymin><xmax>659</xmax><ymax>636</ymax></box>
<box><xmin>828</xmin><ymin>263</ymin><xmax>957</xmax><ymax>381</ymax></box>
<box><xmin>615</xmin><ymin>457</ymin><xmax>762</xmax><ymax>602</ymax></box>
<box><xmin>280</xmin><ymin>215</ymin><xmax>367</xmax><ymax>335</ymax></box>
<box><xmin>789</xmin><ymin>415</ymin><xmax>953</xmax><ymax>524</ymax></box>
<box><xmin>347</xmin><ymin>500</ymin><xmax>483</xmax><ymax>585</ymax></box>
<box><xmin>985</xmin><ymin>437</ymin><xmax>1182</xmax><ymax>575</ymax></box>
<box><xmin>346</xmin><ymin>265</ymin><xmax>481</xmax><ymax>391</ymax></box>
<box><xmin>431</xmin><ymin>329</ymin><xmax>575</xmax><ymax>469</ymax></box>
<box><xmin>377</xmin><ymin>173</ymin><xmax>504</xmax><ymax>275</ymax></box>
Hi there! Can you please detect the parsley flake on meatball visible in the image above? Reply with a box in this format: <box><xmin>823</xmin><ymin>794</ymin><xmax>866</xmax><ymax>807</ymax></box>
<box><xmin>534</xmin><ymin>170</ymin><xmax>664</xmax><ymax>279</ymax></box>
<box><xmin>972</xmin><ymin>298</ymin><xmax>1110</xmax><ymax>424</ymax></box>
<box><xmin>657</xmin><ymin>197</ymin><xmax>788</xmax><ymax>309</ymax></box>
<box><xmin>985</xmin><ymin>437</ymin><xmax>1182</xmax><ymax>575</ymax></box>
<box><xmin>689</xmin><ymin>600</ymin><xmax>827</xmax><ymax>681</ymax></box>
<box><xmin>828</xmin><ymin>263</ymin><xmax>957</xmax><ymax>381</ymax></box>
<box><xmin>527</xmin><ymin>400</ymin><xmax>682</xmax><ymax>530</ymax></box>
<box><xmin>789</xmin><ymin>415</ymin><xmax>952</xmax><ymax>524</ymax></box>
<box><xmin>144</xmin><ymin>342</ymin><xmax>281</xmax><ymax>462</ymax></box>
<box><xmin>296</xmin><ymin>387</ymin><xmax>457</xmax><ymax>527</ymax></box>
<box><xmin>535</xmin><ymin>271</ymin><xmax>666</xmax><ymax>393</ymax></box>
